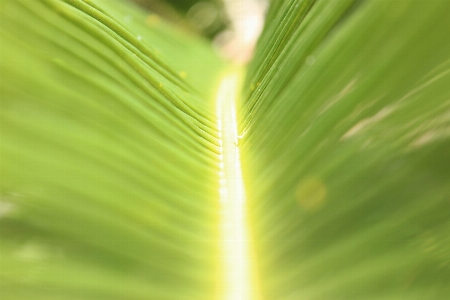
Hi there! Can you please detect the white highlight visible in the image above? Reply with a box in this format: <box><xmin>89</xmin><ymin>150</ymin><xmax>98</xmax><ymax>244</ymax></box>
<box><xmin>216</xmin><ymin>72</ymin><xmax>252</xmax><ymax>300</ymax></box>
<box><xmin>0</xmin><ymin>201</ymin><xmax>15</xmax><ymax>218</ymax></box>
<box><xmin>215</xmin><ymin>0</ymin><xmax>267</xmax><ymax>63</ymax></box>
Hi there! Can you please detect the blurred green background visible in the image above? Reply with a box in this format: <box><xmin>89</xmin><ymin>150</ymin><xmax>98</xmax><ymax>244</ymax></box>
<box><xmin>131</xmin><ymin>0</ymin><xmax>227</xmax><ymax>38</ymax></box>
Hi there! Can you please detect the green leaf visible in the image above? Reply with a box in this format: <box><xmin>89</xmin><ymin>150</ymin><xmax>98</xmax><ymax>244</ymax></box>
<box><xmin>1</xmin><ymin>0</ymin><xmax>449</xmax><ymax>299</ymax></box>
<box><xmin>242</xmin><ymin>1</ymin><xmax>450</xmax><ymax>299</ymax></box>
<box><xmin>0</xmin><ymin>0</ymin><xmax>223</xmax><ymax>298</ymax></box>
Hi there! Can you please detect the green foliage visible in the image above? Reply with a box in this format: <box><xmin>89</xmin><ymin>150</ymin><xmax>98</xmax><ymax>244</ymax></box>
<box><xmin>0</xmin><ymin>0</ymin><xmax>223</xmax><ymax>298</ymax></box>
<box><xmin>1</xmin><ymin>0</ymin><xmax>449</xmax><ymax>299</ymax></box>
<box><xmin>242</xmin><ymin>1</ymin><xmax>450</xmax><ymax>299</ymax></box>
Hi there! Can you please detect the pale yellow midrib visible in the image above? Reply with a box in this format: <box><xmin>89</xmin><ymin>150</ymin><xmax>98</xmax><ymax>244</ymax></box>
<box><xmin>216</xmin><ymin>71</ymin><xmax>255</xmax><ymax>300</ymax></box>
